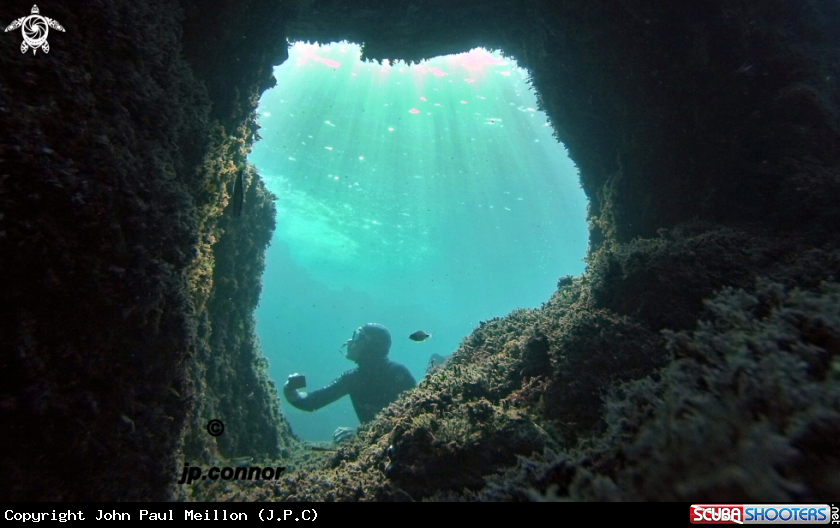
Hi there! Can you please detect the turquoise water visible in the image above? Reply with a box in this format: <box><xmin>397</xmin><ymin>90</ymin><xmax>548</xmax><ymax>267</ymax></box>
<box><xmin>250</xmin><ymin>42</ymin><xmax>588</xmax><ymax>441</ymax></box>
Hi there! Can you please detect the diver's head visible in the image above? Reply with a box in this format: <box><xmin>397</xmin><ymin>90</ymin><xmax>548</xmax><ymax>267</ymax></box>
<box><xmin>343</xmin><ymin>323</ymin><xmax>391</xmax><ymax>363</ymax></box>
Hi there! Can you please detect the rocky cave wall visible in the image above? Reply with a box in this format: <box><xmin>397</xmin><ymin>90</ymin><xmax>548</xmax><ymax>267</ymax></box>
<box><xmin>1</xmin><ymin>0</ymin><xmax>839</xmax><ymax>501</ymax></box>
<box><xmin>0</xmin><ymin>0</ymin><xmax>296</xmax><ymax>501</ymax></box>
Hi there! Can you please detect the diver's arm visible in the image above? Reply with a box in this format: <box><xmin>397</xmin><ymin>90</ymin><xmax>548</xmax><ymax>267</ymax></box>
<box><xmin>284</xmin><ymin>371</ymin><xmax>353</xmax><ymax>412</ymax></box>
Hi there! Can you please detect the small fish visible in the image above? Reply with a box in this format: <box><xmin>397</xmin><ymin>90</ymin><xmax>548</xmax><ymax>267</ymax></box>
<box><xmin>229</xmin><ymin>456</ymin><xmax>253</xmax><ymax>467</ymax></box>
<box><xmin>427</xmin><ymin>353</ymin><xmax>447</xmax><ymax>369</ymax></box>
<box><xmin>232</xmin><ymin>169</ymin><xmax>244</xmax><ymax>217</ymax></box>
<box><xmin>310</xmin><ymin>446</ymin><xmax>338</xmax><ymax>452</ymax></box>
<box><xmin>409</xmin><ymin>330</ymin><xmax>431</xmax><ymax>342</ymax></box>
<box><xmin>307</xmin><ymin>443</ymin><xmax>338</xmax><ymax>452</ymax></box>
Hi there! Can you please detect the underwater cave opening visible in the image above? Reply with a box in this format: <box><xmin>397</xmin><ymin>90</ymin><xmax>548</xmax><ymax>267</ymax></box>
<box><xmin>248</xmin><ymin>41</ymin><xmax>589</xmax><ymax>442</ymax></box>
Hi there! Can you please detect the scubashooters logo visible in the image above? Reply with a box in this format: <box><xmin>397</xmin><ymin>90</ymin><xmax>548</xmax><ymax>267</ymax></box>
<box><xmin>5</xmin><ymin>5</ymin><xmax>65</xmax><ymax>55</ymax></box>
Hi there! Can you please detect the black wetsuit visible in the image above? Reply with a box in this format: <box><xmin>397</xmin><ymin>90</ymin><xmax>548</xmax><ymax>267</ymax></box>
<box><xmin>284</xmin><ymin>359</ymin><xmax>416</xmax><ymax>423</ymax></box>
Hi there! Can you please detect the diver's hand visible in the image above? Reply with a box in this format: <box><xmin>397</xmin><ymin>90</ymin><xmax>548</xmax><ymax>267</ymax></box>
<box><xmin>333</xmin><ymin>426</ymin><xmax>356</xmax><ymax>443</ymax></box>
<box><xmin>285</xmin><ymin>373</ymin><xmax>306</xmax><ymax>390</ymax></box>
<box><xmin>284</xmin><ymin>373</ymin><xmax>307</xmax><ymax>402</ymax></box>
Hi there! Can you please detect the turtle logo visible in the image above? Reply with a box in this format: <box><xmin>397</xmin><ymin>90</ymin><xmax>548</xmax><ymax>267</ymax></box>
<box><xmin>5</xmin><ymin>5</ymin><xmax>65</xmax><ymax>55</ymax></box>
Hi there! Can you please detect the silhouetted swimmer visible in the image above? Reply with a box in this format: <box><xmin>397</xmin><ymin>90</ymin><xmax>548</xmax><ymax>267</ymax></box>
<box><xmin>284</xmin><ymin>324</ymin><xmax>416</xmax><ymax>442</ymax></box>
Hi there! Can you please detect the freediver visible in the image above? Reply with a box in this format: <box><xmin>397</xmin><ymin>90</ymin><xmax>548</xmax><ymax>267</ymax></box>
<box><xmin>284</xmin><ymin>323</ymin><xmax>416</xmax><ymax>442</ymax></box>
